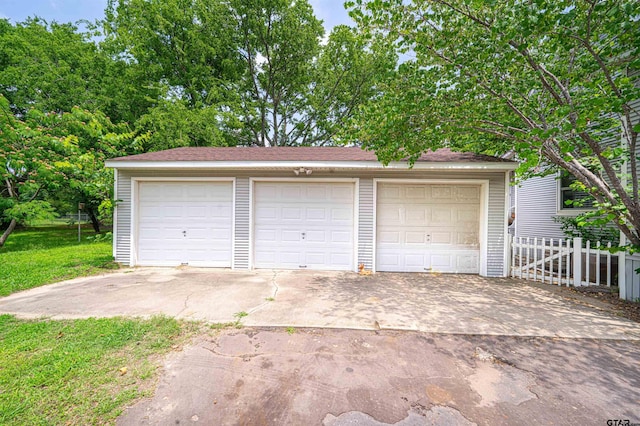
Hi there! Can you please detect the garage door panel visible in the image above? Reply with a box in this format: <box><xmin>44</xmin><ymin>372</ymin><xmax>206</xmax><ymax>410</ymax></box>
<box><xmin>431</xmin><ymin>207</ymin><xmax>453</xmax><ymax>225</ymax></box>
<box><xmin>456</xmin><ymin>253</ymin><xmax>479</xmax><ymax>272</ymax></box>
<box><xmin>255</xmin><ymin>207</ymin><xmax>277</xmax><ymax>222</ymax></box>
<box><xmin>283</xmin><ymin>185</ymin><xmax>303</xmax><ymax>199</ymax></box>
<box><xmin>330</xmin><ymin>230</ymin><xmax>352</xmax><ymax>243</ymax></box>
<box><xmin>406</xmin><ymin>232</ymin><xmax>427</xmax><ymax>244</ymax></box>
<box><xmin>307</xmin><ymin>186</ymin><xmax>327</xmax><ymax>199</ymax></box>
<box><xmin>305</xmin><ymin>230</ymin><xmax>327</xmax><ymax>243</ymax></box>
<box><xmin>431</xmin><ymin>186</ymin><xmax>453</xmax><ymax>200</ymax></box>
<box><xmin>406</xmin><ymin>207</ymin><xmax>427</xmax><ymax>222</ymax></box>
<box><xmin>406</xmin><ymin>186</ymin><xmax>428</xmax><ymax>199</ymax></box>
<box><xmin>431</xmin><ymin>231</ymin><xmax>452</xmax><ymax>244</ymax></box>
<box><xmin>405</xmin><ymin>253</ymin><xmax>427</xmax><ymax>267</ymax></box>
<box><xmin>457</xmin><ymin>209</ymin><xmax>479</xmax><ymax>221</ymax></box>
<box><xmin>282</xmin><ymin>207</ymin><xmax>302</xmax><ymax>220</ymax></box>
<box><xmin>307</xmin><ymin>208</ymin><xmax>327</xmax><ymax>221</ymax></box>
<box><xmin>378</xmin><ymin>231</ymin><xmax>401</xmax><ymax>244</ymax></box>
<box><xmin>379</xmin><ymin>185</ymin><xmax>401</xmax><ymax>200</ymax></box>
<box><xmin>331</xmin><ymin>186</ymin><xmax>353</xmax><ymax>200</ymax></box>
<box><xmin>377</xmin><ymin>183</ymin><xmax>480</xmax><ymax>273</ymax></box>
<box><xmin>457</xmin><ymin>186</ymin><xmax>480</xmax><ymax>200</ymax></box>
<box><xmin>282</xmin><ymin>230</ymin><xmax>302</xmax><ymax>242</ymax></box>
<box><xmin>253</xmin><ymin>182</ymin><xmax>355</xmax><ymax>270</ymax></box>
<box><xmin>457</xmin><ymin>232</ymin><xmax>479</xmax><ymax>247</ymax></box>
<box><xmin>329</xmin><ymin>253</ymin><xmax>353</xmax><ymax>266</ymax></box>
<box><xmin>430</xmin><ymin>254</ymin><xmax>454</xmax><ymax>269</ymax></box>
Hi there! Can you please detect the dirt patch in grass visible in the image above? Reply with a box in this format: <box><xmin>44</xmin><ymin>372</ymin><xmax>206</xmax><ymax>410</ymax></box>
<box><xmin>0</xmin><ymin>315</ymin><xmax>202</xmax><ymax>425</ymax></box>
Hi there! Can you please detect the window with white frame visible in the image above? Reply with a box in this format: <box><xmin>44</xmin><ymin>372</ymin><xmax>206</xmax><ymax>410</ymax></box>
<box><xmin>558</xmin><ymin>172</ymin><xmax>594</xmax><ymax>211</ymax></box>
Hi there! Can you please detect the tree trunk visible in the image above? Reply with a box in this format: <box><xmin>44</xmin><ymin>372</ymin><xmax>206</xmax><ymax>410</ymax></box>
<box><xmin>0</xmin><ymin>218</ymin><xmax>17</xmax><ymax>248</ymax></box>
<box><xmin>88</xmin><ymin>210</ymin><xmax>101</xmax><ymax>234</ymax></box>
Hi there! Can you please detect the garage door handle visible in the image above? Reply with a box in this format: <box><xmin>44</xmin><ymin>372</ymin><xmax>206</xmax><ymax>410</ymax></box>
<box><xmin>182</xmin><ymin>230</ymin><xmax>187</xmax><ymax>237</ymax></box>
<box><xmin>301</xmin><ymin>232</ymin><xmax>306</xmax><ymax>240</ymax></box>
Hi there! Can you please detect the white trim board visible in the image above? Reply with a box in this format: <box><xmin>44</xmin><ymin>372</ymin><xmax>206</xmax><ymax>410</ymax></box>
<box><xmin>107</xmin><ymin>161</ymin><xmax>517</xmax><ymax>171</ymax></box>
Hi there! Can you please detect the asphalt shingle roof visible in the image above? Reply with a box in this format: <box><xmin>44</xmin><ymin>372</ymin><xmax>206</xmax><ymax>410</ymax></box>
<box><xmin>108</xmin><ymin>146</ymin><xmax>512</xmax><ymax>163</ymax></box>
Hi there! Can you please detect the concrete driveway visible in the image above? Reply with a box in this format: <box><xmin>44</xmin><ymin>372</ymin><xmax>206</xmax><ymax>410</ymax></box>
<box><xmin>1</xmin><ymin>268</ymin><xmax>640</xmax><ymax>340</ymax></box>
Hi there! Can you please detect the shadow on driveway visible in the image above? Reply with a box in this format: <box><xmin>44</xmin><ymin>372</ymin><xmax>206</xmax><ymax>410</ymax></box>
<box><xmin>1</xmin><ymin>268</ymin><xmax>640</xmax><ymax>340</ymax></box>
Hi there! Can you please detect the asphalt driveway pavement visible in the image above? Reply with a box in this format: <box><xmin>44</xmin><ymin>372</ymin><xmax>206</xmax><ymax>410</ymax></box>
<box><xmin>2</xmin><ymin>268</ymin><xmax>640</xmax><ymax>425</ymax></box>
<box><xmin>116</xmin><ymin>328</ymin><xmax>640</xmax><ymax>426</ymax></box>
<box><xmin>1</xmin><ymin>268</ymin><xmax>640</xmax><ymax>340</ymax></box>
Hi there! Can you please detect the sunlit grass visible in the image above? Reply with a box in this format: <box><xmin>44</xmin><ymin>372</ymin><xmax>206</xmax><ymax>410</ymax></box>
<box><xmin>0</xmin><ymin>315</ymin><xmax>197</xmax><ymax>425</ymax></box>
<box><xmin>0</xmin><ymin>226</ymin><xmax>118</xmax><ymax>296</ymax></box>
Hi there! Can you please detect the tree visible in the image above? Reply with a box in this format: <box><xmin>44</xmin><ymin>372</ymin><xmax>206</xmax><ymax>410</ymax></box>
<box><xmin>346</xmin><ymin>0</ymin><xmax>640</xmax><ymax>248</ymax></box>
<box><xmin>232</xmin><ymin>0</ymin><xmax>323</xmax><ymax>146</ymax></box>
<box><xmin>283</xmin><ymin>24</ymin><xmax>396</xmax><ymax>146</ymax></box>
<box><xmin>104</xmin><ymin>0</ymin><xmax>395</xmax><ymax>148</ymax></box>
<box><xmin>232</xmin><ymin>2</ymin><xmax>395</xmax><ymax>146</ymax></box>
<box><xmin>0</xmin><ymin>96</ymin><xmax>69</xmax><ymax>246</ymax></box>
<box><xmin>32</xmin><ymin>107</ymin><xmax>144</xmax><ymax>233</ymax></box>
<box><xmin>0</xmin><ymin>95</ymin><xmax>143</xmax><ymax>245</ymax></box>
<box><xmin>0</xmin><ymin>18</ymin><xmax>155</xmax><ymax>125</ymax></box>
<box><xmin>104</xmin><ymin>0</ymin><xmax>245</xmax><ymax>148</ymax></box>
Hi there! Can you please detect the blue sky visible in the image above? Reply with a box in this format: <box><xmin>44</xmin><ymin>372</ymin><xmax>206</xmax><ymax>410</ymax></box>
<box><xmin>0</xmin><ymin>0</ymin><xmax>353</xmax><ymax>32</ymax></box>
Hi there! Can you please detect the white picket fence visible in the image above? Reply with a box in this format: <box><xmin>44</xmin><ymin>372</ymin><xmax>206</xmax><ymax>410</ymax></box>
<box><xmin>509</xmin><ymin>236</ymin><xmax>616</xmax><ymax>287</ymax></box>
<box><xmin>509</xmin><ymin>236</ymin><xmax>640</xmax><ymax>300</ymax></box>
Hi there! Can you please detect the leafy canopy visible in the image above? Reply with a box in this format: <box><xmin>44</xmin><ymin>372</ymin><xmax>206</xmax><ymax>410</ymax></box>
<box><xmin>346</xmin><ymin>0</ymin><xmax>640</xmax><ymax>247</ymax></box>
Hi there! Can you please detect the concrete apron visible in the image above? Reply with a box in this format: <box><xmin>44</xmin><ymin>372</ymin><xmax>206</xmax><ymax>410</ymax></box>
<box><xmin>1</xmin><ymin>268</ymin><xmax>639</xmax><ymax>340</ymax></box>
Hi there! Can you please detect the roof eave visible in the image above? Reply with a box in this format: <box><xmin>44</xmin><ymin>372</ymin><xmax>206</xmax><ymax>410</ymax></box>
<box><xmin>104</xmin><ymin>160</ymin><xmax>517</xmax><ymax>171</ymax></box>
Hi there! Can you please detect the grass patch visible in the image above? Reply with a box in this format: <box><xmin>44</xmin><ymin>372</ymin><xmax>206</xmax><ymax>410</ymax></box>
<box><xmin>0</xmin><ymin>226</ymin><xmax>118</xmax><ymax>296</ymax></box>
<box><xmin>0</xmin><ymin>315</ymin><xmax>197</xmax><ymax>425</ymax></box>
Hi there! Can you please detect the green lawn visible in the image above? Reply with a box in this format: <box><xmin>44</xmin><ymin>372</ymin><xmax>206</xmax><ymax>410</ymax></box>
<box><xmin>0</xmin><ymin>315</ymin><xmax>196</xmax><ymax>425</ymax></box>
<box><xmin>0</xmin><ymin>226</ymin><xmax>118</xmax><ymax>296</ymax></box>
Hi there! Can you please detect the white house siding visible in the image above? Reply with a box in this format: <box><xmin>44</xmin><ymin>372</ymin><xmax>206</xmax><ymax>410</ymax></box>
<box><xmin>515</xmin><ymin>174</ymin><xmax>565</xmax><ymax>240</ymax></box>
<box><xmin>628</xmin><ymin>98</ymin><xmax>640</xmax><ymax>177</ymax></box>
<box><xmin>115</xmin><ymin>169</ymin><xmax>132</xmax><ymax>262</ymax></box>
<box><xmin>487</xmin><ymin>173</ymin><xmax>507</xmax><ymax>276</ymax></box>
<box><xmin>233</xmin><ymin>178</ymin><xmax>250</xmax><ymax>269</ymax></box>
<box><xmin>358</xmin><ymin>178</ymin><xmax>375</xmax><ymax>271</ymax></box>
<box><xmin>112</xmin><ymin>170</ymin><xmax>509</xmax><ymax>277</ymax></box>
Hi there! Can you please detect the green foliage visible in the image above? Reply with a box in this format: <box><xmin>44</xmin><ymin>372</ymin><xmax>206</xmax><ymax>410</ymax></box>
<box><xmin>552</xmin><ymin>216</ymin><xmax>619</xmax><ymax>246</ymax></box>
<box><xmin>0</xmin><ymin>227</ymin><xmax>118</xmax><ymax>296</ymax></box>
<box><xmin>346</xmin><ymin>0</ymin><xmax>640</xmax><ymax>248</ymax></box>
<box><xmin>0</xmin><ymin>18</ymin><xmax>103</xmax><ymax>115</ymax></box>
<box><xmin>0</xmin><ymin>93</ymin><xmax>144</xmax><ymax>240</ymax></box>
<box><xmin>103</xmin><ymin>0</ymin><xmax>394</xmax><ymax>147</ymax></box>
<box><xmin>0</xmin><ymin>315</ymin><xmax>186</xmax><ymax>425</ymax></box>
<box><xmin>135</xmin><ymin>99</ymin><xmax>241</xmax><ymax>150</ymax></box>
<box><xmin>86</xmin><ymin>232</ymin><xmax>113</xmax><ymax>243</ymax></box>
<box><xmin>3</xmin><ymin>200</ymin><xmax>57</xmax><ymax>225</ymax></box>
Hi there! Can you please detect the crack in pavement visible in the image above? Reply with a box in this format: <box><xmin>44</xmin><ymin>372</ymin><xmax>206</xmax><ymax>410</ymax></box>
<box><xmin>247</xmin><ymin>270</ymin><xmax>280</xmax><ymax>315</ymax></box>
<box><xmin>176</xmin><ymin>292</ymin><xmax>195</xmax><ymax>317</ymax></box>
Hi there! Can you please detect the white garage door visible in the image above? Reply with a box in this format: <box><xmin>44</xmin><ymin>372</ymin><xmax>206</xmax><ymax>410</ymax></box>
<box><xmin>137</xmin><ymin>181</ymin><xmax>233</xmax><ymax>267</ymax></box>
<box><xmin>253</xmin><ymin>182</ymin><xmax>355</xmax><ymax>270</ymax></box>
<box><xmin>376</xmin><ymin>183</ymin><xmax>480</xmax><ymax>273</ymax></box>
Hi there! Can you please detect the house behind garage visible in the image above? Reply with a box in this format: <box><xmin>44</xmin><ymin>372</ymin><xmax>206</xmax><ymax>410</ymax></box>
<box><xmin>105</xmin><ymin>147</ymin><xmax>517</xmax><ymax>277</ymax></box>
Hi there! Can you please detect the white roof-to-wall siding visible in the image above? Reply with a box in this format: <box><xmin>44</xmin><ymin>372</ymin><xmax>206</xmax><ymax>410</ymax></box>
<box><xmin>234</xmin><ymin>178</ymin><xmax>250</xmax><ymax>269</ymax></box>
<box><xmin>515</xmin><ymin>174</ymin><xmax>564</xmax><ymax>239</ymax></box>
<box><xmin>357</xmin><ymin>178</ymin><xmax>375</xmax><ymax>271</ymax></box>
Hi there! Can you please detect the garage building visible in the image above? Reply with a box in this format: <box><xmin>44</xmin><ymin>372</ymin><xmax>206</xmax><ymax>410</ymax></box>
<box><xmin>106</xmin><ymin>147</ymin><xmax>516</xmax><ymax>276</ymax></box>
